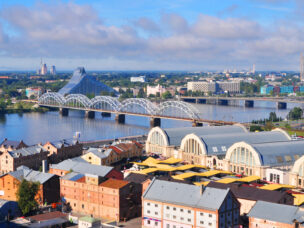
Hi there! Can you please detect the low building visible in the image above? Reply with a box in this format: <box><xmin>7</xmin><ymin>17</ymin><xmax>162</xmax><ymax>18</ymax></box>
<box><xmin>43</xmin><ymin>139</ymin><xmax>82</xmax><ymax>164</ymax></box>
<box><xmin>0</xmin><ymin>139</ymin><xmax>28</xmax><ymax>153</ymax></box>
<box><xmin>248</xmin><ymin>201</ymin><xmax>304</xmax><ymax>228</ymax></box>
<box><xmin>146</xmin><ymin>84</ymin><xmax>166</xmax><ymax>96</ymax></box>
<box><xmin>49</xmin><ymin>159</ymin><xmax>123</xmax><ymax>179</ymax></box>
<box><xmin>78</xmin><ymin>216</ymin><xmax>101</xmax><ymax>228</ymax></box>
<box><xmin>0</xmin><ymin>166</ymin><xmax>60</xmax><ymax>205</ymax></box>
<box><xmin>142</xmin><ymin>179</ymin><xmax>240</xmax><ymax>228</ymax></box>
<box><xmin>61</xmin><ymin>174</ymin><xmax>141</xmax><ymax>221</ymax></box>
<box><xmin>0</xmin><ymin>145</ymin><xmax>48</xmax><ymax>174</ymax></box>
<box><xmin>207</xmin><ymin>181</ymin><xmax>294</xmax><ymax>215</ymax></box>
<box><xmin>83</xmin><ymin>142</ymin><xmax>143</xmax><ymax>166</ymax></box>
<box><xmin>187</xmin><ymin>81</ymin><xmax>217</xmax><ymax>93</ymax></box>
<box><xmin>130</xmin><ymin>76</ymin><xmax>146</xmax><ymax>83</ymax></box>
<box><xmin>25</xmin><ymin>87</ymin><xmax>44</xmax><ymax>98</ymax></box>
<box><xmin>187</xmin><ymin>81</ymin><xmax>240</xmax><ymax>94</ymax></box>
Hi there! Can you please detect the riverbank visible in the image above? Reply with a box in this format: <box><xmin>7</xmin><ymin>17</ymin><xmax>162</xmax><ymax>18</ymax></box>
<box><xmin>0</xmin><ymin>101</ymin><xmax>49</xmax><ymax>114</ymax></box>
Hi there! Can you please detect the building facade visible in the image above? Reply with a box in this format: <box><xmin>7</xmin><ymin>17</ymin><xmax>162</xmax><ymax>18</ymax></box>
<box><xmin>187</xmin><ymin>81</ymin><xmax>240</xmax><ymax>94</ymax></box>
<box><xmin>142</xmin><ymin>179</ymin><xmax>240</xmax><ymax>228</ymax></box>
<box><xmin>146</xmin><ymin>84</ymin><xmax>166</xmax><ymax>96</ymax></box>
<box><xmin>0</xmin><ymin>145</ymin><xmax>48</xmax><ymax>174</ymax></box>
<box><xmin>130</xmin><ymin>76</ymin><xmax>145</xmax><ymax>83</ymax></box>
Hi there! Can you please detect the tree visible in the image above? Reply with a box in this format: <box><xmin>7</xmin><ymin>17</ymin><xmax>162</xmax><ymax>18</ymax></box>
<box><xmin>269</xmin><ymin>112</ymin><xmax>278</xmax><ymax>122</ymax></box>
<box><xmin>16</xmin><ymin>179</ymin><xmax>39</xmax><ymax>215</ymax></box>
<box><xmin>287</xmin><ymin>107</ymin><xmax>303</xmax><ymax>120</ymax></box>
<box><xmin>162</xmin><ymin>91</ymin><xmax>173</xmax><ymax>99</ymax></box>
<box><xmin>137</xmin><ymin>88</ymin><xmax>145</xmax><ymax>98</ymax></box>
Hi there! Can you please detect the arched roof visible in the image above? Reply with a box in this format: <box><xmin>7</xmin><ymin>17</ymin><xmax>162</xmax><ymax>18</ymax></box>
<box><xmin>147</xmin><ymin>125</ymin><xmax>247</xmax><ymax>146</ymax></box>
<box><xmin>180</xmin><ymin>130</ymin><xmax>291</xmax><ymax>155</ymax></box>
<box><xmin>291</xmin><ymin>154</ymin><xmax>304</xmax><ymax>174</ymax></box>
<box><xmin>147</xmin><ymin>127</ymin><xmax>170</xmax><ymax>146</ymax></box>
<box><xmin>226</xmin><ymin>140</ymin><xmax>304</xmax><ymax>167</ymax></box>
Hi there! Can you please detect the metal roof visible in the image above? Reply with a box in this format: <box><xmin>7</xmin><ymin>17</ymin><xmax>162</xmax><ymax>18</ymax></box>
<box><xmin>162</xmin><ymin>125</ymin><xmax>247</xmax><ymax>146</ymax></box>
<box><xmin>251</xmin><ymin>140</ymin><xmax>304</xmax><ymax>166</ymax></box>
<box><xmin>50</xmin><ymin>159</ymin><xmax>114</xmax><ymax>177</ymax></box>
<box><xmin>248</xmin><ymin>201</ymin><xmax>304</xmax><ymax>224</ymax></box>
<box><xmin>86</xmin><ymin>148</ymin><xmax>113</xmax><ymax>159</ymax></box>
<box><xmin>143</xmin><ymin>179</ymin><xmax>229</xmax><ymax>211</ymax></box>
<box><xmin>200</xmin><ymin>131</ymin><xmax>290</xmax><ymax>155</ymax></box>
<box><xmin>48</xmin><ymin>139</ymin><xmax>78</xmax><ymax>149</ymax></box>
<box><xmin>8</xmin><ymin>145</ymin><xmax>46</xmax><ymax>158</ymax></box>
<box><xmin>9</xmin><ymin>166</ymin><xmax>55</xmax><ymax>184</ymax></box>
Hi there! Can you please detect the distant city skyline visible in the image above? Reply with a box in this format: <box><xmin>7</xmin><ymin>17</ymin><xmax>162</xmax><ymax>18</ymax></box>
<box><xmin>0</xmin><ymin>0</ymin><xmax>303</xmax><ymax>71</ymax></box>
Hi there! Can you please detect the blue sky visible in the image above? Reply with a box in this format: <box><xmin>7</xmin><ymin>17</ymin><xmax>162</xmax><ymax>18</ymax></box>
<box><xmin>0</xmin><ymin>0</ymin><xmax>302</xmax><ymax>71</ymax></box>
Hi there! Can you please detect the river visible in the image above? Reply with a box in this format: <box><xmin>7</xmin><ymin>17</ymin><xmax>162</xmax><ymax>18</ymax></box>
<box><xmin>0</xmin><ymin>101</ymin><xmax>302</xmax><ymax>144</ymax></box>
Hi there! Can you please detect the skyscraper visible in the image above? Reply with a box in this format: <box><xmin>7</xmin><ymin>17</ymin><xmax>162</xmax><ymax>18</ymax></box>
<box><xmin>301</xmin><ymin>53</ymin><xmax>304</xmax><ymax>81</ymax></box>
<box><xmin>41</xmin><ymin>63</ymin><xmax>47</xmax><ymax>75</ymax></box>
<box><xmin>50</xmin><ymin>65</ymin><xmax>56</xmax><ymax>75</ymax></box>
<box><xmin>252</xmin><ymin>64</ymin><xmax>256</xmax><ymax>74</ymax></box>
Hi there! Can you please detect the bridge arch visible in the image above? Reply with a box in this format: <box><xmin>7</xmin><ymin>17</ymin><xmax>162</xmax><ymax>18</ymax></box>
<box><xmin>64</xmin><ymin>94</ymin><xmax>92</xmax><ymax>109</ymax></box>
<box><xmin>90</xmin><ymin>96</ymin><xmax>121</xmax><ymax>111</ymax></box>
<box><xmin>119</xmin><ymin>98</ymin><xmax>158</xmax><ymax>115</ymax></box>
<box><xmin>158</xmin><ymin>101</ymin><xmax>200</xmax><ymax>119</ymax></box>
<box><xmin>38</xmin><ymin>92</ymin><xmax>65</xmax><ymax>106</ymax></box>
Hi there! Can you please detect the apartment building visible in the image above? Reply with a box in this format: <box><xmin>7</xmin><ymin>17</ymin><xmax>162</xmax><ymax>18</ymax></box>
<box><xmin>60</xmin><ymin>174</ymin><xmax>141</xmax><ymax>221</ymax></box>
<box><xmin>142</xmin><ymin>179</ymin><xmax>240</xmax><ymax>228</ymax></box>
<box><xmin>43</xmin><ymin>139</ymin><xmax>82</xmax><ymax>164</ymax></box>
<box><xmin>0</xmin><ymin>145</ymin><xmax>48</xmax><ymax>174</ymax></box>
<box><xmin>187</xmin><ymin>81</ymin><xmax>240</xmax><ymax>94</ymax></box>
<box><xmin>0</xmin><ymin>166</ymin><xmax>60</xmax><ymax>204</ymax></box>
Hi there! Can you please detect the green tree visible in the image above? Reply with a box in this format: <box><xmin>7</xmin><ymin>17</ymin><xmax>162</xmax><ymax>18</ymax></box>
<box><xmin>16</xmin><ymin>179</ymin><xmax>39</xmax><ymax>215</ymax></box>
<box><xmin>16</xmin><ymin>102</ymin><xmax>24</xmax><ymax>110</ymax></box>
<box><xmin>269</xmin><ymin>112</ymin><xmax>278</xmax><ymax>122</ymax></box>
<box><xmin>287</xmin><ymin>107</ymin><xmax>303</xmax><ymax>120</ymax></box>
<box><xmin>137</xmin><ymin>88</ymin><xmax>145</xmax><ymax>98</ymax></box>
<box><xmin>162</xmin><ymin>91</ymin><xmax>173</xmax><ymax>99</ymax></box>
<box><xmin>0</xmin><ymin>98</ymin><xmax>7</xmax><ymax>113</ymax></box>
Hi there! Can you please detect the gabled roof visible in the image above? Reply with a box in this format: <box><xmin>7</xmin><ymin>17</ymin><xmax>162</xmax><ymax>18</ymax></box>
<box><xmin>8</xmin><ymin>145</ymin><xmax>47</xmax><ymax>158</ymax></box>
<box><xmin>46</xmin><ymin>139</ymin><xmax>78</xmax><ymax>149</ymax></box>
<box><xmin>0</xmin><ymin>139</ymin><xmax>27</xmax><ymax>149</ymax></box>
<box><xmin>86</xmin><ymin>148</ymin><xmax>113</xmax><ymax>159</ymax></box>
<box><xmin>248</xmin><ymin>201</ymin><xmax>304</xmax><ymax>224</ymax></box>
<box><xmin>207</xmin><ymin>182</ymin><xmax>293</xmax><ymax>203</ymax></box>
<box><xmin>143</xmin><ymin>179</ymin><xmax>229</xmax><ymax>211</ymax></box>
<box><xmin>50</xmin><ymin>159</ymin><xmax>114</xmax><ymax>177</ymax></box>
<box><xmin>8</xmin><ymin>166</ymin><xmax>55</xmax><ymax>184</ymax></box>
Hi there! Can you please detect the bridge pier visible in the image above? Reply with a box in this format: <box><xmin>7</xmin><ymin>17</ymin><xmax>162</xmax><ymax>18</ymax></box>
<box><xmin>192</xmin><ymin>121</ymin><xmax>203</xmax><ymax>127</ymax></box>
<box><xmin>150</xmin><ymin>117</ymin><xmax>161</xmax><ymax>128</ymax></box>
<box><xmin>218</xmin><ymin>99</ymin><xmax>228</xmax><ymax>106</ymax></box>
<box><xmin>85</xmin><ymin>111</ymin><xmax>95</xmax><ymax>119</ymax></box>
<box><xmin>59</xmin><ymin>108</ymin><xmax>69</xmax><ymax>116</ymax></box>
<box><xmin>245</xmin><ymin>100</ymin><xmax>254</xmax><ymax>108</ymax></box>
<box><xmin>277</xmin><ymin>102</ymin><xmax>287</xmax><ymax>109</ymax></box>
<box><xmin>101</xmin><ymin>112</ymin><xmax>111</xmax><ymax>117</ymax></box>
<box><xmin>115</xmin><ymin>114</ymin><xmax>125</xmax><ymax>124</ymax></box>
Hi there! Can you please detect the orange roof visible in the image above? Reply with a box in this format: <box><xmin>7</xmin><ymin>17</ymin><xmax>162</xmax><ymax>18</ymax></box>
<box><xmin>76</xmin><ymin>176</ymin><xmax>86</xmax><ymax>183</ymax></box>
<box><xmin>99</xmin><ymin>178</ymin><xmax>129</xmax><ymax>189</ymax></box>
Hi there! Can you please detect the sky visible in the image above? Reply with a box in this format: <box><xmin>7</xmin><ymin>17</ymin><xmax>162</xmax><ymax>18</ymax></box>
<box><xmin>0</xmin><ymin>0</ymin><xmax>303</xmax><ymax>71</ymax></box>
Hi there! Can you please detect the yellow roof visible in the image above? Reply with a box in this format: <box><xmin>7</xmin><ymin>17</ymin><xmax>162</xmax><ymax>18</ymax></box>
<box><xmin>293</xmin><ymin>194</ymin><xmax>304</xmax><ymax>206</ymax></box>
<box><xmin>216</xmin><ymin>178</ymin><xmax>238</xmax><ymax>184</ymax></box>
<box><xmin>172</xmin><ymin>172</ymin><xmax>197</xmax><ymax>180</ymax></box>
<box><xmin>158</xmin><ymin>157</ymin><xmax>182</xmax><ymax>164</ymax></box>
<box><xmin>194</xmin><ymin>181</ymin><xmax>210</xmax><ymax>186</ymax></box>
<box><xmin>239</xmin><ymin>176</ymin><xmax>260</xmax><ymax>182</ymax></box>
<box><xmin>259</xmin><ymin>184</ymin><xmax>295</xmax><ymax>191</ymax></box>
<box><xmin>199</xmin><ymin>170</ymin><xmax>231</xmax><ymax>177</ymax></box>
<box><xmin>132</xmin><ymin>157</ymin><xmax>160</xmax><ymax>166</ymax></box>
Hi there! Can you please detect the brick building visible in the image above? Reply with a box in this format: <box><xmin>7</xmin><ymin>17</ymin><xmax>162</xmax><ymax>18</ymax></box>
<box><xmin>83</xmin><ymin>141</ymin><xmax>143</xmax><ymax>166</ymax></box>
<box><xmin>142</xmin><ymin>179</ymin><xmax>240</xmax><ymax>228</ymax></box>
<box><xmin>248</xmin><ymin>201</ymin><xmax>304</xmax><ymax>228</ymax></box>
<box><xmin>43</xmin><ymin>139</ymin><xmax>82</xmax><ymax>164</ymax></box>
<box><xmin>49</xmin><ymin>159</ymin><xmax>123</xmax><ymax>179</ymax></box>
<box><xmin>0</xmin><ymin>145</ymin><xmax>48</xmax><ymax>174</ymax></box>
<box><xmin>0</xmin><ymin>166</ymin><xmax>60</xmax><ymax>205</ymax></box>
<box><xmin>60</xmin><ymin>174</ymin><xmax>141</xmax><ymax>221</ymax></box>
<box><xmin>0</xmin><ymin>139</ymin><xmax>28</xmax><ymax>153</ymax></box>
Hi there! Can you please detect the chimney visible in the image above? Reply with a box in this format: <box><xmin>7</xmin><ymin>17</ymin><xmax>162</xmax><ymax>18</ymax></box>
<box><xmin>42</xmin><ymin>160</ymin><xmax>48</xmax><ymax>173</ymax></box>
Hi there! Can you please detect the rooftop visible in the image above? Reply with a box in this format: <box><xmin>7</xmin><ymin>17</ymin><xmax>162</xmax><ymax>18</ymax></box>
<box><xmin>99</xmin><ymin>178</ymin><xmax>129</xmax><ymax>189</ymax></box>
<box><xmin>8</xmin><ymin>145</ymin><xmax>47</xmax><ymax>158</ymax></box>
<box><xmin>8</xmin><ymin>166</ymin><xmax>55</xmax><ymax>184</ymax></box>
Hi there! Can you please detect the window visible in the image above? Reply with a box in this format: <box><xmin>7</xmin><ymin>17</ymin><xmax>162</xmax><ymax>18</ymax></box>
<box><xmin>221</xmin><ymin>146</ymin><xmax>227</xmax><ymax>151</ymax></box>
<box><xmin>276</xmin><ymin>156</ymin><xmax>283</xmax><ymax>163</ymax></box>
<box><xmin>208</xmin><ymin>223</ymin><xmax>212</xmax><ymax>226</ymax></box>
<box><xmin>188</xmin><ymin>218</ymin><xmax>191</xmax><ymax>222</ymax></box>
<box><xmin>166</xmin><ymin>206</ymin><xmax>170</xmax><ymax>209</ymax></box>
<box><xmin>200</xmin><ymin>212</ymin><xmax>204</xmax><ymax>216</ymax></box>
<box><xmin>155</xmin><ymin>222</ymin><xmax>158</xmax><ymax>226</ymax></box>
<box><xmin>200</xmin><ymin>221</ymin><xmax>204</xmax><ymax>225</ymax></box>
<box><xmin>181</xmin><ymin>217</ymin><xmax>184</xmax><ymax>221</ymax></box>
<box><xmin>155</xmin><ymin>212</ymin><xmax>158</xmax><ymax>215</ymax></box>
<box><xmin>180</xmin><ymin>209</ymin><xmax>183</xmax><ymax>212</ymax></box>
<box><xmin>173</xmin><ymin>215</ymin><xmax>176</xmax><ymax>219</ymax></box>
<box><xmin>147</xmin><ymin>210</ymin><xmax>150</xmax><ymax>214</ymax></box>
<box><xmin>212</xmin><ymin>147</ymin><xmax>218</xmax><ymax>152</ymax></box>
<box><xmin>166</xmin><ymin>225</ymin><xmax>170</xmax><ymax>228</ymax></box>
<box><xmin>147</xmin><ymin>220</ymin><xmax>150</xmax><ymax>224</ymax></box>
<box><xmin>155</xmin><ymin>204</ymin><xmax>158</xmax><ymax>207</ymax></box>
<box><xmin>82</xmin><ymin>204</ymin><xmax>84</xmax><ymax>209</ymax></box>
<box><xmin>147</xmin><ymin>202</ymin><xmax>150</xmax><ymax>206</ymax></box>
<box><xmin>188</xmin><ymin>210</ymin><xmax>191</xmax><ymax>214</ymax></box>
<box><xmin>173</xmin><ymin>207</ymin><xmax>176</xmax><ymax>211</ymax></box>
<box><xmin>209</xmin><ymin>214</ymin><xmax>212</xmax><ymax>218</ymax></box>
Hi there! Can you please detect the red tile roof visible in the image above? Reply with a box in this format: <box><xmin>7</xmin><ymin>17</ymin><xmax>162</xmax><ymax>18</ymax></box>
<box><xmin>99</xmin><ymin>178</ymin><xmax>129</xmax><ymax>189</ymax></box>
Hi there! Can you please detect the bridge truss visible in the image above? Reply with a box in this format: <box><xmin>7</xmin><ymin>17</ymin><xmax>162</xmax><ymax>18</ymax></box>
<box><xmin>38</xmin><ymin>92</ymin><xmax>201</xmax><ymax>120</ymax></box>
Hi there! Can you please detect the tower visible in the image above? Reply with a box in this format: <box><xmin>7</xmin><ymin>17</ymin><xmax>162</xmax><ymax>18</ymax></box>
<box><xmin>252</xmin><ymin>64</ymin><xmax>256</xmax><ymax>74</ymax></box>
<box><xmin>300</xmin><ymin>53</ymin><xmax>304</xmax><ymax>81</ymax></box>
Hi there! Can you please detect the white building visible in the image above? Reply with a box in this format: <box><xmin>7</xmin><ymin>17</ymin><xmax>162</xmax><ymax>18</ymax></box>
<box><xmin>130</xmin><ymin>76</ymin><xmax>146</xmax><ymax>83</ymax></box>
<box><xmin>146</xmin><ymin>84</ymin><xmax>166</xmax><ymax>96</ymax></box>
<box><xmin>50</xmin><ymin>66</ymin><xmax>56</xmax><ymax>75</ymax></box>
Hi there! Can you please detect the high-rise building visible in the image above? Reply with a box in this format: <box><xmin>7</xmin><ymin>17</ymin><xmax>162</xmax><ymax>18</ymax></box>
<box><xmin>41</xmin><ymin>63</ymin><xmax>47</xmax><ymax>75</ymax></box>
<box><xmin>50</xmin><ymin>65</ymin><xmax>56</xmax><ymax>75</ymax></box>
<box><xmin>252</xmin><ymin>64</ymin><xmax>256</xmax><ymax>74</ymax></box>
<box><xmin>300</xmin><ymin>53</ymin><xmax>304</xmax><ymax>81</ymax></box>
